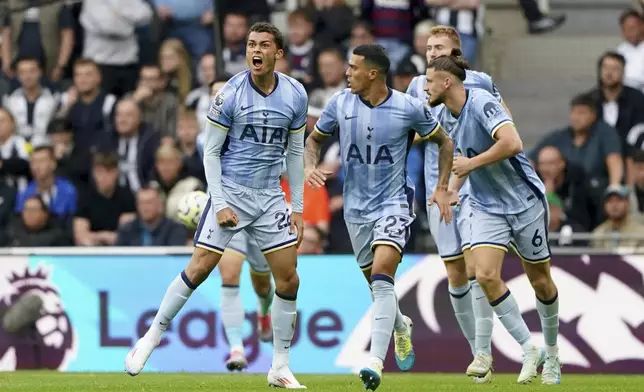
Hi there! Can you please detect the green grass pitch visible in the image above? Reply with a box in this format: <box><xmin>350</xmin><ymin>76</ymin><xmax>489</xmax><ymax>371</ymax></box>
<box><xmin>0</xmin><ymin>372</ymin><xmax>643</xmax><ymax>391</ymax></box>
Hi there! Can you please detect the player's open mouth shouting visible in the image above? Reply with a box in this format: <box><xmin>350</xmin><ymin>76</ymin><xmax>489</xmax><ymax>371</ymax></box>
<box><xmin>252</xmin><ymin>55</ymin><xmax>263</xmax><ymax>71</ymax></box>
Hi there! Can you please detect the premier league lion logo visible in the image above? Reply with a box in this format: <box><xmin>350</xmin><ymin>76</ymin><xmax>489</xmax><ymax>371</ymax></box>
<box><xmin>336</xmin><ymin>254</ymin><xmax>644</xmax><ymax>374</ymax></box>
<box><xmin>0</xmin><ymin>264</ymin><xmax>77</xmax><ymax>370</ymax></box>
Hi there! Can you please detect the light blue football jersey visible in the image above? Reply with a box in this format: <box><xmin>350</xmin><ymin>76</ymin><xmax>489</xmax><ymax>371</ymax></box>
<box><xmin>205</xmin><ymin>70</ymin><xmax>308</xmax><ymax>189</ymax></box>
<box><xmin>437</xmin><ymin>88</ymin><xmax>545</xmax><ymax>215</ymax></box>
<box><xmin>407</xmin><ymin>70</ymin><xmax>503</xmax><ymax>198</ymax></box>
<box><xmin>315</xmin><ymin>88</ymin><xmax>440</xmax><ymax>223</ymax></box>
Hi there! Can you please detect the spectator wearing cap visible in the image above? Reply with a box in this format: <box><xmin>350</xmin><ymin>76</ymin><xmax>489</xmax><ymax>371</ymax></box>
<box><xmin>591</xmin><ymin>184</ymin><xmax>644</xmax><ymax>250</ymax></box>
<box><xmin>47</xmin><ymin>119</ymin><xmax>91</xmax><ymax>187</ymax></box>
<box><xmin>547</xmin><ymin>192</ymin><xmax>587</xmax><ymax>247</ymax></box>
<box><xmin>616</xmin><ymin>9</ymin><xmax>644</xmax><ymax>92</ymax></box>
<box><xmin>15</xmin><ymin>145</ymin><xmax>77</xmax><ymax>228</ymax></box>
<box><xmin>393</xmin><ymin>59</ymin><xmax>418</xmax><ymax>93</ymax></box>
<box><xmin>629</xmin><ymin>150</ymin><xmax>644</xmax><ymax>223</ymax></box>
<box><xmin>73</xmin><ymin>151</ymin><xmax>136</xmax><ymax>246</ymax></box>
<box><xmin>586</xmin><ymin>52</ymin><xmax>644</xmax><ymax>167</ymax></box>
<box><xmin>5</xmin><ymin>195</ymin><xmax>70</xmax><ymax>247</ymax></box>
<box><xmin>530</xmin><ymin>93</ymin><xmax>623</xmax><ymax>207</ymax></box>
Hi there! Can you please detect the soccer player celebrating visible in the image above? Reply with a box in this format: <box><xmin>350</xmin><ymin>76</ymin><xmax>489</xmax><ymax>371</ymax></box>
<box><xmin>425</xmin><ymin>53</ymin><xmax>561</xmax><ymax>385</ymax></box>
<box><xmin>126</xmin><ymin>22</ymin><xmax>309</xmax><ymax>389</ymax></box>
<box><xmin>406</xmin><ymin>25</ymin><xmax>508</xmax><ymax>382</ymax></box>
<box><xmin>193</xmin><ymin>131</ymin><xmax>274</xmax><ymax>371</ymax></box>
<box><xmin>305</xmin><ymin>44</ymin><xmax>454</xmax><ymax>391</ymax></box>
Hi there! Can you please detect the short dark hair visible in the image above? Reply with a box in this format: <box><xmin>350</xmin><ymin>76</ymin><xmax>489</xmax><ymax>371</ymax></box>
<box><xmin>599</xmin><ymin>51</ymin><xmax>626</xmax><ymax>68</ymax></box>
<box><xmin>288</xmin><ymin>8</ymin><xmax>313</xmax><ymax>24</ymax></box>
<box><xmin>427</xmin><ymin>48</ymin><xmax>469</xmax><ymax>82</ymax></box>
<box><xmin>352</xmin><ymin>44</ymin><xmax>390</xmax><ymax>75</ymax></box>
<box><xmin>318</xmin><ymin>46</ymin><xmax>345</xmax><ymax>63</ymax></box>
<box><xmin>46</xmin><ymin>118</ymin><xmax>72</xmax><ymax>135</ymax></box>
<box><xmin>31</xmin><ymin>145</ymin><xmax>55</xmax><ymax>158</ymax></box>
<box><xmin>24</xmin><ymin>194</ymin><xmax>49</xmax><ymax>213</ymax></box>
<box><xmin>16</xmin><ymin>56</ymin><xmax>41</xmax><ymax>69</ymax></box>
<box><xmin>93</xmin><ymin>150</ymin><xmax>119</xmax><ymax>169</ymax></box>
<box><xmin>619</xmin><ymin>9</ymin><xmax>643</xmax><ymax>26</ymax></box>
<box><xmin>569</xmin><ymin>93</ymin><xmax>597</xmax><ymax>112</ymax></box>
<box><xmin>248</xmin><ymin>22</ymin><xmax>285</xmax><ymax>50</ymax></box>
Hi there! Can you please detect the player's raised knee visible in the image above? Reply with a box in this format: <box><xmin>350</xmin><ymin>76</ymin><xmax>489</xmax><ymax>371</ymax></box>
<box><xmin>185</xmin><ymin>247</ymin><xmax>222</xmax><ymax>286</ymax></box>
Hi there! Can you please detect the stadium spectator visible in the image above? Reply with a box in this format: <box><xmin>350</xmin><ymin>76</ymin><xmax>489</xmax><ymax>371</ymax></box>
<box><xmin>80</xmin><ymin>0</ymin><xmax>153</xmax><ymax>97</ymax></box>
<box><xmin>159</xmin><ymin>39</ymin><xmax>193</xmax><ymax>103</ymax></box>
<box><xmin>298</xmin><ymin>225</ymin><xmax>325</xmax><ymax>255</ymax></box>
<box><xmin>287</xmin><ymin>8</ymin><xmax>317</xmax><ymax>88</ymax></box>
<box><xmin>104</xmin><ymin>99</ymin><xmax>160</xmax><ymax>194</ymax></box>
<box><xmin>547</xmin><ymin>192</ymin><xmax>587</xmax><ymax>247</ymax></box>
<box><xmin>47</xmin><ymin>119</ymin><xmax>91</xmax><ymax>187</ymax></box>
<box><xmin>3</xmin><ymin>57</ymin><xmax>59</xmax><ymax>145</ymax></box>
<box><xmin>629</xmin><ymin>150</ymin><xmax>644</xmax><ymax>223</ymax></box>
<box><xmin>186</xmin><ymin>53</ymin><xmax>217</xmax><ymax>132</ymax></box>
<box><xmin>360</xmin><ymin>0</ymin><xmax>429</xmax><ymax>69</ymax></box>
<box><xmin>616</xmin><ymin>9</ymin><xmax>644</xmax><ymax>92</ymax></box>
<box><xmin>535</xmin><ymin>145</ymin><xmax>597</xmax><ymax>230</ymax></box>
<box><xmin>127</xmin><ymin>64</ymin><xmax>179</xmax><ymax>140</ymax></box>
<box><xmin>0</xmin><ymin>181</ymin><xmax>16</xmax><ymax>246</ymax></box>
<box><xmin>16</xmin><ymin>145</ymin><xmax>77</xmax><ymax>225</ymax></box>
<box><xmin>176</xmin><ymin>110</ymin><xmax>205</xmax><ymax>183</ymax></box>
<box><xmin>6</xmin><ymin>195</ymin><xmax>70</xmax><ymax>247</ymax></box>
<box><xmin>530</xmin><ymin>93</ymin><xmax>624</xmax><ymax>205</ymax></box>
<box><xmin>216</xmin><ymin>0</ymin><xmax>271</xmax><ymax>25</ymax></box>
<box><xmin>222</xmin><ymin>12</ymin><xmax>249</xmax><ymax>76</ymax></box>
<box><xmin>393</xmin><ymin>59</ymin><xmax>418</xmax><ymax>94</ymax></box>
<box><xmin>150</xmin><ymin>145</ymin><xmax>202</xmax><ymax>223</ymax></box>
<box><xmin>587</xmin><ymin>51</ymin><xmax>644</xmax><ymax>168</ymax></box>
<box><xmin>1</xmin><ymin>0</ymin><xmax>74</xmax><ymax>82</ymax></box>
<box><xmin>57</xmin><ymin>59</ymin><xmax>117</xmax><ymax>150</ymax></box>
<box><xmin>308</xmin><ymin>47</ymin><xmax>346</xmax><ymax>118</ymax></box>
<box><xmin>0</xmin><ymin>108</ymin><xmax>30</xmax><ymax>191</ymax></box>
<box><xmin>426</xmin><ymin>0</ymin><xmax>480</xmax><ymax>64</ymax></box>
<box><xmin>152</xmin><ymin>0</ymin><xmax>214</xmax><ymax>62</ymax></box>
<box><xmin>275</xmin><ymin>55</ymin><xmax>291</xmax><ymax>75</ymax></box>
<box><xmin>346</xmin><ymin>21</ymin><xmax>375</xmax><ymax>63</ymax></box>
<box><xmin>517</xmin><ymin>0</ymin><xmax>566</xmax><ymax>34</ymax></box>
<box><xmin>116</xmin><ymin>185</ymin><xmax>188</xmax><ymax>246</ymax></box>
<box><xmin>404</xmin><ymin>20</ymin><xmax>434</xmax><ymax>74</ymax></box>
<box><xmin>591</xmin><ymin>185</ymin><xmax>644</xmax><ymax>250</ymax></box>
<box><xmin>309</xmin><ymin>0</ymin><xmax>355</xmax><ymax>48</ymax></box>
<box><xmin>73</xmin><ymin>151</ymin><xmax>136</xmax><ymax>246</ymax></box>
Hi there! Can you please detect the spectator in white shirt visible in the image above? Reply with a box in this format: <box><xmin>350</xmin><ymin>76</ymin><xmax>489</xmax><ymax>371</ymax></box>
<box><xmin>616</xmin><ymin>9</ymin><xmax>644</xmax><ymax>92</ymax></box>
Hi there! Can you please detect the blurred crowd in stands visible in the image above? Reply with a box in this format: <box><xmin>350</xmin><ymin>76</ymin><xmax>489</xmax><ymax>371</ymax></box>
<box><xmin>0</xmin><ymin>0</ymin><xmax>641</xmax><ymax>253</ymax></box>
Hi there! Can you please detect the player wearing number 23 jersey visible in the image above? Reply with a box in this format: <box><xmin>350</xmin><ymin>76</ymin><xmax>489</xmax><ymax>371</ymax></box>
<box><xmin>315</xmin><ymin>87</ymin><xmax>441</xmax><ymax>269</ymax></box>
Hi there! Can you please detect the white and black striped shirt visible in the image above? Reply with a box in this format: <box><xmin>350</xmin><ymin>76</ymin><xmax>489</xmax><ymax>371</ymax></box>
<box><xmin>2</xmin><ymin>87</ymin><xmax>59</xmax><ymax>146</ymax></box>
<box><xmin>434</xmin><ymin>5</ymin><xmax>484</xmax><ymax>38</ymax></box>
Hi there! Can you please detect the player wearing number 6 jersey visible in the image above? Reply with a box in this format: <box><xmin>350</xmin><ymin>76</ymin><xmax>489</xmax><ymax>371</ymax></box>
<box><xmin>426</xmin><ymin>53</ymin><xmax>561</xmax><ymax>385</ymax></box>
<box><xmin>305</xmin><ymin>44</ymin><xmax>455</xmax><ymax>391</ymax></box>
<box><xmin>126</xmin><ymin>22</ymin><xmax>308</xmax><ymax>389</ymax></box>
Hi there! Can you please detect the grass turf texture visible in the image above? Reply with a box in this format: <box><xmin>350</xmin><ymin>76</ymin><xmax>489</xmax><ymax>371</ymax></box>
<box><xmin>1</xmin><ymin>373</ymin><xmax>643</xmax><ymax>391</ymax></box>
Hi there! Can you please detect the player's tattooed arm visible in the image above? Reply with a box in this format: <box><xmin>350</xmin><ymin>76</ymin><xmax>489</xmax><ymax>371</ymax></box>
<box><xmin>304</xmin><ymin>131</ymin><xmax>332</xmax><ymax>189</ymax></box>
<box><xmin>427</xmin><ymin>126</ymin><xmax>454</xmax><ymax>189</ymax></box>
